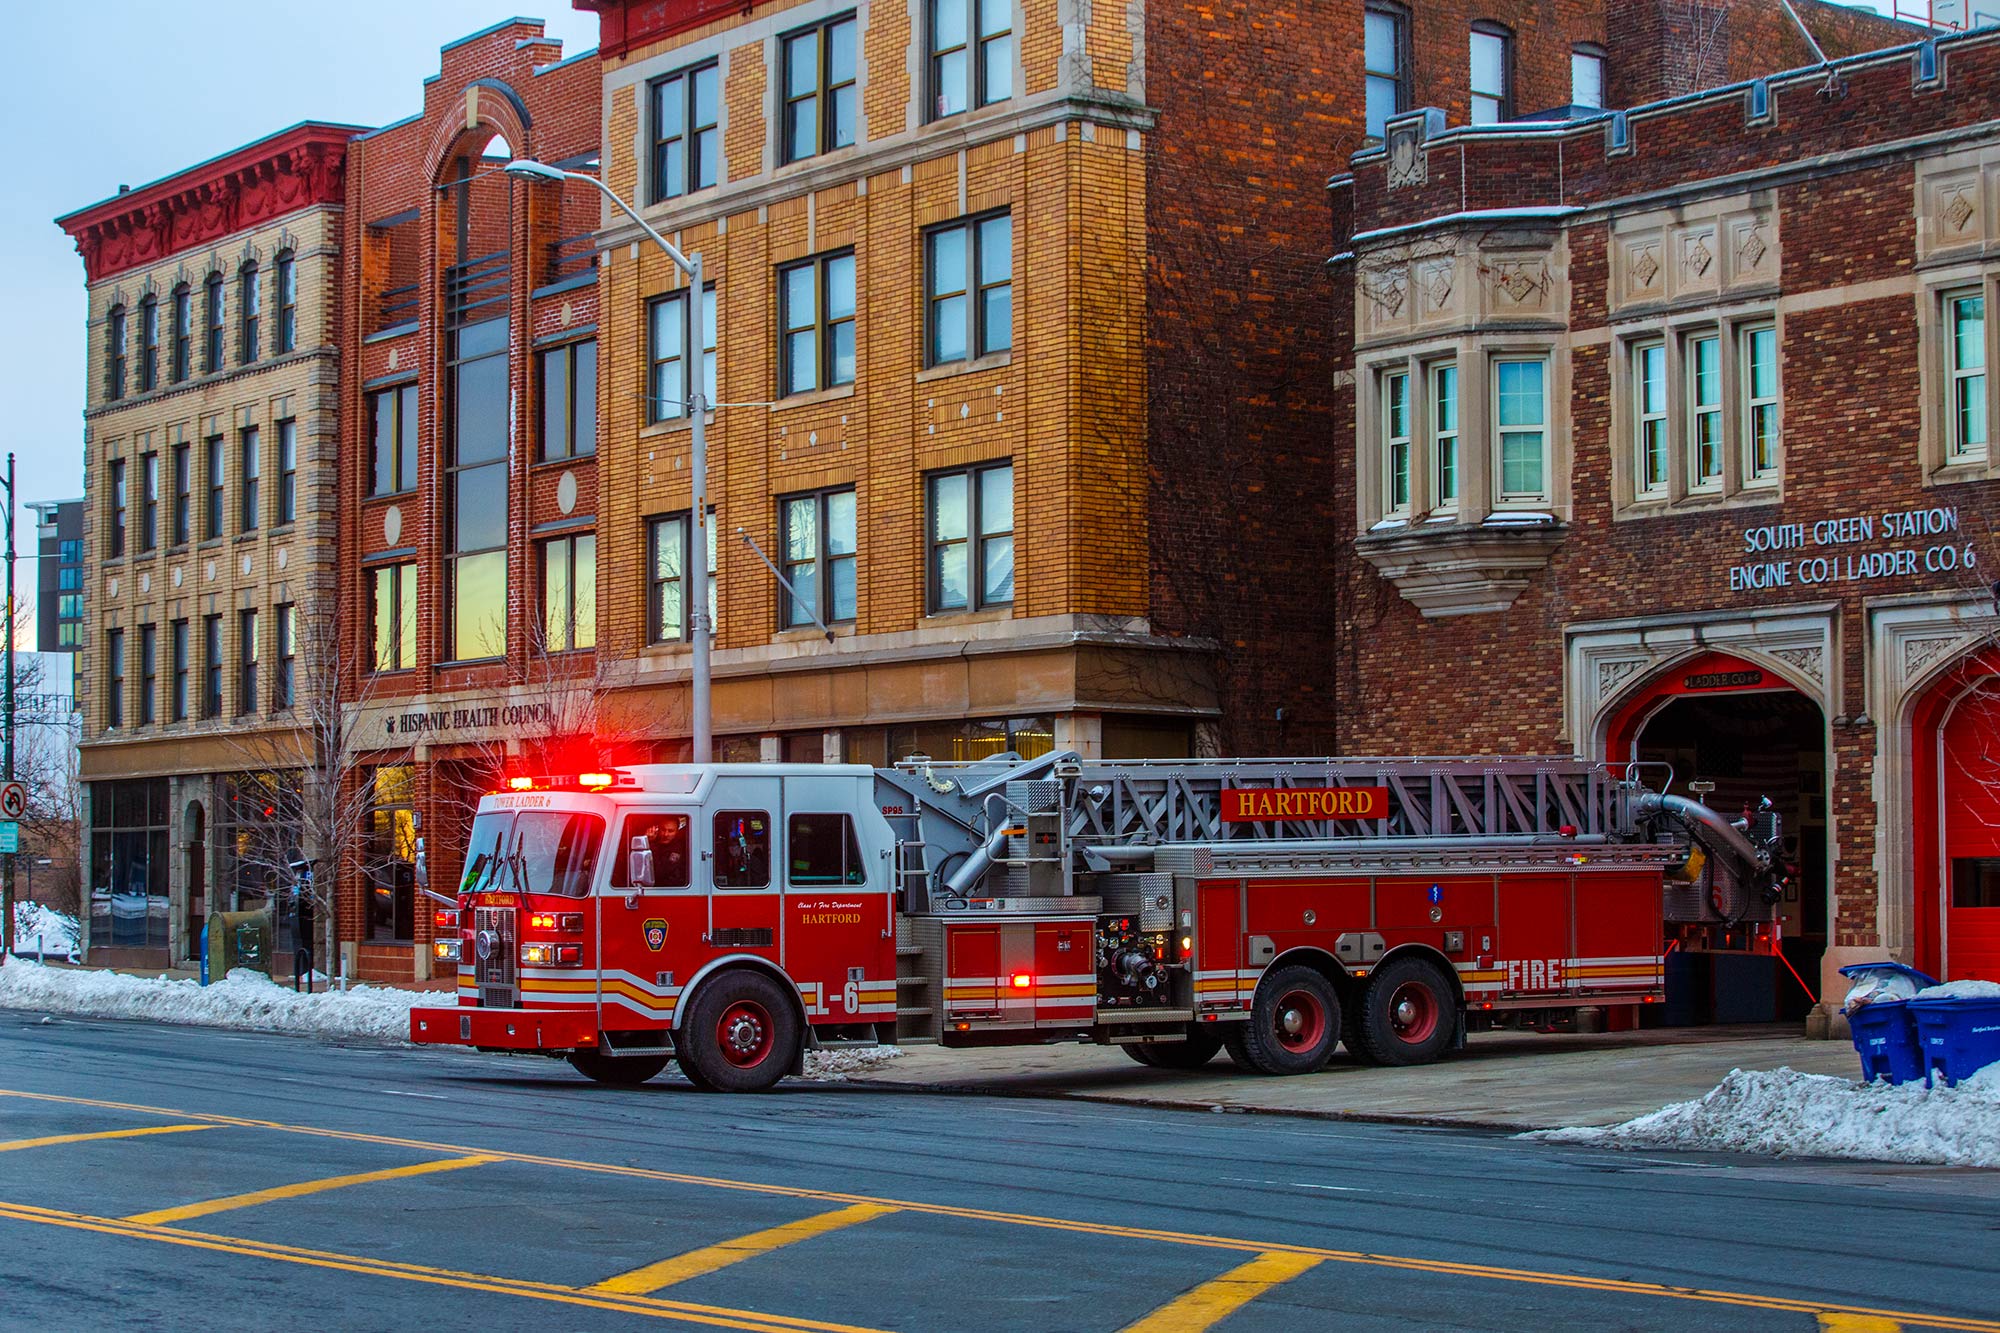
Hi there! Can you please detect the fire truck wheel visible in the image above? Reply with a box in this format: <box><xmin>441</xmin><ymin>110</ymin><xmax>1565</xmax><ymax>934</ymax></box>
<box><xmin>566</xmin><ymin>1049</ymin><xmax>672</xmax><ymax>1086</ymax></box>
<box><xmin>1355</xmin><ymin>956</ymin><xmax>1456</xmax><ymax>1067</ymax></box>
<box><xmin>679</xmin><ymin>970</ymin><xmax>803</xmax><ymax>1093</ymax></box>
<box><xmin>1233</xmin><ymin>966</ymin><xmax>1342</xmax><ymax>1075</ymax></box>
<box><xmin>1122</xmin><ymin>1028</ymin><xmax>1224</xmax><ymax>1069</ymax></box>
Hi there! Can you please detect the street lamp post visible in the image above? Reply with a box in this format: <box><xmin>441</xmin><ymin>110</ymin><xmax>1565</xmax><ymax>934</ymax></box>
<box><xmin>1</xmin><ymin>452</ymin><xmax>15</xmax><ymax>961</ymax></box>
<box><xmin>502</xmin><ymin>159</ymin><xmax>712</xmax><ymax>763</ymax></box>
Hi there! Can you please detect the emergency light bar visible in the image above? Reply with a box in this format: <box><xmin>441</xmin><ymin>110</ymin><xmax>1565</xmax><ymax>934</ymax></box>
<box><xmin>500</xmin><ymin>770</ymin><xmax>631</xmax><ymax>794</ymax></box>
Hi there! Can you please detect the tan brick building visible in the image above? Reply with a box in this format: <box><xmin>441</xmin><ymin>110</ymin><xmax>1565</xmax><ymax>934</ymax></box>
<box><xmin>58</xmin><ymin>124</ymin><xmax>360</xmax><ymax>968</ymax></box>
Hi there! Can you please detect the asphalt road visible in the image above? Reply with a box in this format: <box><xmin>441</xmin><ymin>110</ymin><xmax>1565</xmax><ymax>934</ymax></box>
<box><xmin>0</xmin><ymin>1013</ymin><xmax>1996</xmax><ymax>1332</ymax></box>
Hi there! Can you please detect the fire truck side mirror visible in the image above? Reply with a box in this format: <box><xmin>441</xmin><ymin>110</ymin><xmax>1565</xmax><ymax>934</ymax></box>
<box><xmin>628</xmin><ymin>837</ymin><xmax>655</xmax><ymax>888</ymax></box>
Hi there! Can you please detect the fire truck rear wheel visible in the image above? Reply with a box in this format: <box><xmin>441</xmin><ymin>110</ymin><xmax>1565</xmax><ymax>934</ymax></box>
<box><xmin>1355</xmin><ymin>956</ymin><xmax>1456</xmax><ymax>1067</ymax></box>
<box><xmin>566</xmin><ymin>1049</ymin><xmax>671</xmax><ymax>1086</ymax></box>
<box><xmin>1231</xmin><ymin>965</ymin><xmax>1342</xmax><ymax>1076</ymax></box>
<box><xmin>679</xmin><ymin>970</ymin><xmax>802</xmax><ymax>1093</ymax></box>
<box><xmin>1122</xmin><ymin>1028</ymin><xmax>1224</xmax><ymax>1069</ymax></box>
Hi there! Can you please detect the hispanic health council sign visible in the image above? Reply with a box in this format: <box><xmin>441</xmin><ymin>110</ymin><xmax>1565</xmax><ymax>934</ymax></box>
<box><xmin>1220</xmin><ymin>787</ymin><xmax>1389</xmax><ymax>822</ymax></box>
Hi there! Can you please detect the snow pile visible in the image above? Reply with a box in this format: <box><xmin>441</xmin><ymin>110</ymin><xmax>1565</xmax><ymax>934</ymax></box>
<box><xmin>1528</xmin><ymin>1066</ymin><xmax>2000</xmax><ymax>1167</ymax></box>
<box><xmin>10</xmin><ymin>904</ymin><xmax>80</xmax><ymax>962</ymax></box>
<box><xmin>801</xmin><ymin>1044</ymin><xmax>904</xmax><ymax>1081</ymax></box>
<box><xmin>0</xmin><ymin>959</ymin><xmax>420</xmax><ymax>1042</ymax></box>
<box><xmin>1916</xmin><ymin>979</ymin><xmax>2000</xmax><ymax>1000</ymax></box>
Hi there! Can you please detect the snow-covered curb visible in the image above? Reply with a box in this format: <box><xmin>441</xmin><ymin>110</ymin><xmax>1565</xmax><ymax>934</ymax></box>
<box><xmin>11</xmin><ymin>903</ymin><xmax>80</xmax><ymax>962</ymax></box>
<box><xmin>0</xmin><ymin>959</ymin><xmax>900</xmax><ymax>1081</ymax></box>
<box><xmin>1524</xmin><ymin>1066</ymin><xmax>2000</xmax><ymax>1167</ymax></box>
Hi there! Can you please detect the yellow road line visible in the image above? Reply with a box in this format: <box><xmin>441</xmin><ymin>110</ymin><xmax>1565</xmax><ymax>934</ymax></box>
<box><xmin>0</xmin><ymin>1088</ymin><xmax>1989</xmax><ymax>1333</ymax></box>
<box><xmin>0</xmin><ymin>1198</ymin><xmax>885</xmax><ymax>1333</ymax></box>
<box><xmin>125</xmin><ymin>1154</ymin><xmax>496</xmax><ymax>1226</ymax></box>
<box><xmin>0</xmin><ymin>1124</ymin><xmax>213</xmax><ymax>1153</ymax></box>
<box><xmin>591</xmin><ymin>1204</ymin><xmax>896</xmax><ymax>1295</ymax></box>
<box><xmin>1124</xmin><ymin>1251</ymin><xmax>1323</xmax><ymax>1332</ymax></box>
<box><xmin>1821</xmin><ymin>1318</ymin><xmax>1903</xmax><ymax>1332</ymax></box>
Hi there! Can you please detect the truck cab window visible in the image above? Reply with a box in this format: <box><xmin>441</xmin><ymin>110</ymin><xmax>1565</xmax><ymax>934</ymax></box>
<box><xmin>615</xmin><ymin>812</ymin><xmax>692</xmax><ymax>888</ymax></box>
<box><xmin>461</xmin><ymin>811</ymin><xmax>510</xmax><ymax>894</ymax></box>
<box><xmin>713</xmin><ymin>810</ymin><xmax>771</xmax><ymax>888</ymax></box>
<box><xmin>788</xmin><ymin>813</ymin><xmax>866</xmax><ymax>885</ymax></box>
<box><xmin>514</xmin><ymin>811</ymin><xmax>604</xmax><ymax>898</ymax></box>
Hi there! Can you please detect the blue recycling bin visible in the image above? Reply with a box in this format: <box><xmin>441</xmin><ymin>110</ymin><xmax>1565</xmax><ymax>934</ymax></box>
<box><xmin>1908</xmin><ymin>996</ymin><xmax>2000</xmax><ymax>1087</ymax></box>
<box><xmin>1840</xmin><ymin>962</ymin><xmax>1938</xmax><ymax>1086</ymax></box>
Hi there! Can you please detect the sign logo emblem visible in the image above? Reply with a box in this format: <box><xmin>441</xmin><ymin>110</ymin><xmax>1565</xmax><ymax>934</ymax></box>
<box><xmin>643</xmin><ymin>918</ymin><xmax>668</xmax><ymax>951</ymax></box>
<box><xmin>0</xmin><ymin>782</ymin><xmax>25</xmax><ymax>821</ymax></box>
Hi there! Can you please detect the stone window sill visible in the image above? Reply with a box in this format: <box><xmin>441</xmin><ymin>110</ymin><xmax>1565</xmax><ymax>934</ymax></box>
<box><xmin>1355</xmin><ymin>514</ymin><xmax>1567</xmax><ymax>617</ymax></box>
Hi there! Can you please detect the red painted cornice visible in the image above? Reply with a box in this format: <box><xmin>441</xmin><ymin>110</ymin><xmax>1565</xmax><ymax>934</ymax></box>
<box><xmin>56</xmin><ymin>121</ymin><xmax>369</xmax><ymax>285</ymax></box>
<box><xmin>575</xmin><ymin>0</ymin><xmax>762</xmax><ymax>60</ymax></box>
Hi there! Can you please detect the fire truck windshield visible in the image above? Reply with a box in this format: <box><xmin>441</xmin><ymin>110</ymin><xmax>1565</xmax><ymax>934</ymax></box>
<box><xmin>459</xmin><ymin>810</ymin><xmax>604</xmax><ymax>898</ymax></box>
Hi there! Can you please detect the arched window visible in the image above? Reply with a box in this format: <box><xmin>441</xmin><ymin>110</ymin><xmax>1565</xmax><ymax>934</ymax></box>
<box><xmin>138</xmin><ymin>294</ymin><xmax>159</xmax><ymax>392</ymax></box>
<box><xmin>238</xmin><ymin>260</ymin><xmax>261</xmax><ymax>364</ymax></box>
<box><xmin>107</xmin><ymin>304</ymin><xmax>127</xmax><ymax>401</ymax></box>
<box><xmin>275</xmin><ymin>250</ymin><xmax>297</xmax><ymax>352</ymax></box>
<box><xmin>1470</xmin><ymin>21</ymin><xmax>1513</xmax><ymax>124</ymax></box>
<box><xmin>171</xmin><ymin>283</ymin><xmax>192</xmax><ymax>383</ymax></box>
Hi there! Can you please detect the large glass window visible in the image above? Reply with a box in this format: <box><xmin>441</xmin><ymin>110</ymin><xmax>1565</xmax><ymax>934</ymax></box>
<box><xmin>239</xmin><ymin>426</ymin><xmax>260</xmax><ymax>533</ymax></box>
<box><xmin>277</xmin><ymin>419</ymin><xmax>297</xmax><ymax>525</ymax></box>
<box><xmin>139</xmin><ymin>452</ymin><xmax>159</xmax><ymax>552</ymax></box>
<box><xmin>779</xmin><ymin>251</ymin><xmax>857</xmax><ymax>395</ymax></box>
<box><xmin>787</xmin><ymin>813</ymin><xmax>866</xmax><ymax>885</ymax></box>
<box><xmin>204</xmin><ymin>272</ymin><xmax>225</xmax><ymax>373</ymax></box>
<box><xmin>447</xmin><ymin>318</ymin><xmax>509</xmax><ymax>661</ymax></box>
<box><xmin>203</xmin><ymin>613</ymin><xmax>223</xmax><ymax>719</ymax></box>
<box><xmin>171</xmin><ymin>442</ymin><xmax>191</xmax><ymax>546</ymax></box>
<box><xmin>612</xmin><ymin>812</ymin><xmax>692</xmax><ymax>889</ymax></box>
<box><xmin>88</xmin><ymin>778</ymin><xmax>170</xmax><ymax>951</ymax></box>
<box><xmin>650</xmin><ymin>61</ymin><xmax>721</xmax><ymax>203</ymax></box>
<box><xmin>238</xmin><ymin>261</ymin><xmax>261</xmax><ymax>364</ymax></box>
<box><xmin>780</xmin><ymin>488</ymin><xmax>857</xmax><ymax>628</ymax></box>
<box><xmin>925</xmin><ymin>213</ymin><xmax>1012</xmax><ymax>366</ymax></box>
<box><xmin>927</xmin><ymin>461</ymin><xmax>1013</xmax><ymax>611</ymax></box>
<box><xmin>648</xmin><ymin>510</ymin><xmax>718</xmax><ymax>643</ymax></box>
<box><xmin>538</xmin><ymin>340</ymin><xmax>597</xmax><ymax>460</ymax></box>
<box><xmin>1634</xmin><ymin>341</ymin><xmax>1668</xmax><ymax>497</ymax></box>
<box><xmin>369</xmin><ymin>382</ymin><xmax>419</xmax><ymax>496</ymax></box>
<box><xmin>238</xmin><ymin>608</ymin><xmax>259</xmax><ymax>715</ymax></box>
<box><xmin>1470</xmin><ymin>24</ymin><xmax>1512</xmax><ymax>124</ymax></box>
<box><xmin>713</xmin><ymin>810</ymin><xmax>772</xmax><ymax>888</ymax></box>
<box><xmin>366</xmin><ymin>765</ymin><xmax>417</xmax><ymax>941</ymax></box>
<box><xmin>647</xmin><ymin>285</ymin><xmax>717</xmax><ymax>423</ymax></box>
<box><xmin>1365</xmin><ymin>5</ymin><xmax>1407</xmax><ymax>138</ymax></box>
<box><xmin>887</xmin><ymin>716</ymin><xmax>1053</xmax><ymax>762</ymax></box>
<box><xmin>782</xmin><ymin>14</ymin><xmax>858</xmax><ymax>163</ymax></box>
<box><xmin>107</xmin><ymin>305</ymin><xmax>127</xmax><ymax>401</ymax></box>
<box><xmin>370</xmin><ymin>562</ymin><xmax>417</xmax><ymax>672</ymax></box>
<box><xmin>275</xmin><ymin>250</ymin><xmax>297</xmax><ymax>353</ymax></box>
<box><xmin>1947</xmin><ymin>290</ymin><xmax>1987</xmax><ymax>462</ymax></box>
<box><xmin>1687</xmin><ymin>334</ymin><xmax>1723</xmax><ymax>491</ymax></box>
<box><xmin>171</xmin><ymin>284</ymin><xmax>192</xmax><ymax>383</ymax></box>
<box><xmin>1743</xmin><ymin>323</ymin><xmax>1782</xmax><ymax>482</ymax></box>
<box><xmin>929</xmin><ymin>0</ymin><xmax>1012</xmax><ymax>118</ymax></box>
<box><xmin>1494</xmin><ymin>357</ymin><xmax>1547</xmax><ymax>501</ymax></box>
<box><xmin>1383</xmin><ymin>369</ymin><xmax>1411</xmax><ymax>514</ymax></box>
<box><xmin>1431</xmin><ymin>362</ymin><xmax>1459</xmax><ymax>509</ymax></box>
<box><xmin>541</xmin><ymin>532</ymin><xmax>597</xmax><ymax>653</ymax></box>
<box><xmin>139</xmin><ymin>295</ymin><xmax>159</xmax><ymax>392</ymax></box>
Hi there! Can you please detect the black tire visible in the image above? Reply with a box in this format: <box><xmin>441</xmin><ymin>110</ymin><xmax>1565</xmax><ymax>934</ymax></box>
<box><xmin>1354</xmin><ymin>955</ymin><xmax>1457</xmax><ymax>1067</ymax></box>
<box><xmin>1233</xmin><ymin>965</ymin><xmax>1342</xmax><ymax>1076</ymax></box>
<box><xmin>1121</xmin><ymin>1028</ymin><xmax>1225</xmax><ymax>1070</ymax></box>
<box><xmin>567</xmin><ymin>1048</ymin><xmax>671</xmax><ymax>1086</ymax></box>
<box><xmin>678</xmin><ymin>970</ymin><xmax>803</xmax><ymax>1093</ymax></box>
<box><xmin>1342</xmin><ymin>995</ymin><xmax>1376</xmax><ymax>1064</ymax></box>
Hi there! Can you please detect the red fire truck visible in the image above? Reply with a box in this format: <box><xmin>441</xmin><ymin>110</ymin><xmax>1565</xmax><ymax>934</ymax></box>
<box><xmin>409</xmin><ymin>753</ymin><xmax>1785</xmax><ymax>1091</ymax></box>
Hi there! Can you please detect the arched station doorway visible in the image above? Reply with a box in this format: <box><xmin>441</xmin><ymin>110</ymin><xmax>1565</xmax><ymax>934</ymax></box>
<box><xmin>1911</xmin><ymin>647</ymin><xmax>2000</xmax><ymax>981</ymax></box>
<box><xmin>1605</xmin><ymin>650</ymin><xmax>1827</xmax><ymax>1022</ymax></box>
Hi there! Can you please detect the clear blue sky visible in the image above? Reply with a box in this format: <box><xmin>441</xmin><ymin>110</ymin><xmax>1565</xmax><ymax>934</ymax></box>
<box><xmin>0</xmin><ymin>3</ymin><xmax>599</xmax><ymax>650</ymax></box>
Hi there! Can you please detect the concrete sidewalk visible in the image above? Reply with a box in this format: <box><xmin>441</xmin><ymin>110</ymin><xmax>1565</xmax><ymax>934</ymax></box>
<box><xmin>847</xmin><ymin>1025</ymin><xmax>1863</xmax><ymax>1131</ymax></box>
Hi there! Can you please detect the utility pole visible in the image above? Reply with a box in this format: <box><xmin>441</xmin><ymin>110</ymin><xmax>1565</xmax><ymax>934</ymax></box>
<box><xmin>3</xmin><ymin>452</ymin><xmax>16</xmax><ymax>961</ymax></box>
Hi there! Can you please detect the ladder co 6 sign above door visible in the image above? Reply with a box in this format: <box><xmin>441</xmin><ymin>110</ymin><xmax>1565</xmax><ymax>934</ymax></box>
<box><xmin>1219</xmin><ymin>787</ymin><xmax>1390</xmax><ymax>821</ymax></box>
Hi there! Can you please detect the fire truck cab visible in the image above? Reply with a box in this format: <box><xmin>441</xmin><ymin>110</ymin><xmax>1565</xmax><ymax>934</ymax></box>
<box><xmin>411</xmin><ymin>752</ymin><xmax>1786</xmax><ymax>1092</ymax></box>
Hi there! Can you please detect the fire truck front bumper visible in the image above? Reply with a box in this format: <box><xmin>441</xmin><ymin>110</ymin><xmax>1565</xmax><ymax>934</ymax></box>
<box><xmin>409</xmin><ymin>1004</ymin><xmax>599</xmax><ymax>1053</ymax></box>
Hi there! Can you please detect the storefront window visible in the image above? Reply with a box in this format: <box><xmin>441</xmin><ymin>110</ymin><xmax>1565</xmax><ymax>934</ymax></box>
<box><xmin>220</xmin><ymin>772</ymin><xmax>303</xmax><ymax>956</ymax></box>
<box><xmin>367</xmin><ymin>765</ymin><xmax>417</xmax><ymax>941</ymax></box>
<box><xmin>89</xmin><ymin>779</ymin><xmax>170</xmax><ymax>950</ymax></box>
<box><xmin>888</xmin><ymin>716</ymin><xmax>1053</xmax><ymax>763</ymax></box>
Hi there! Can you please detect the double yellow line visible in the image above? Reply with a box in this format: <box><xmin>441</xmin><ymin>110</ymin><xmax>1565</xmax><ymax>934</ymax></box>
<box><xmin>0</xmin><ymin>1087</ymin><xmax>1989</xmax><ymax>1333</ymax></box>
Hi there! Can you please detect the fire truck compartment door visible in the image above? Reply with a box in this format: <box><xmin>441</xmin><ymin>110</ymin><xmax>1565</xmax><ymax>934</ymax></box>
<box><xmin>707</xmin><ymin>776</ymin><xmax>783</xmax><ymax>959</ymax></box>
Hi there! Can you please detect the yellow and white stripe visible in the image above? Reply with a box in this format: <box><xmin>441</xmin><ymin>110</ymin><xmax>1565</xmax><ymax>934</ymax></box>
<box><xmin>520</xmin><ymin>967</ymin><xmax>681</xmax><ymax>1021</ymax></box>
<box><xmin>1193</xmin><ymin>968</ymin><xmax>1260</xmax><ymax>1007</ymax></box>
<box><xmin>1561</xmin><ymin>955</ymin><xmax>1662</xmax><ymax>990</ymax></box>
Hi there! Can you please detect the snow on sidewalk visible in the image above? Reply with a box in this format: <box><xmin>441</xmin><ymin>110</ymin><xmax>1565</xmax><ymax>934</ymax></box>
<box><xmin>10</xmin><ymin>903</ymin><xmax>80</xmax><ymax>962</ymax></box>
<box><xmin>0</xmin><ymin>958</ymin><xmax>899</xmax><ymax>1080</ymax></box>
<box><xmin>1527</xmin><ymin>1065</ymin><xmax>2000</xmax><ymax>1167</ymax></box>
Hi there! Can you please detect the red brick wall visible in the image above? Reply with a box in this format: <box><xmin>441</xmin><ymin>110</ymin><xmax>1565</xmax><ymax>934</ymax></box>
<box><xmin>1609</xmin><ymin>0</ymin><xmax>1921</xmax><ymax>109</ymax></box>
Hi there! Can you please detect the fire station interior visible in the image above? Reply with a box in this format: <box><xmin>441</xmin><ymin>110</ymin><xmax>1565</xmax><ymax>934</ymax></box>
<box><xmin>1633</xmin><ymin>689</ymin><xmax>1825</xmax><ymax>1025</ymax></box>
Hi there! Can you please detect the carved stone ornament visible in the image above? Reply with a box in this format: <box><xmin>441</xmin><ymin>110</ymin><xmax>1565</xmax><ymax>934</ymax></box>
<box><xmin>1364</xmin><ymin>268</ymin><xmax>1408</xmax><ymax>316</ymax></box>
<box><xmin>1902</xmin><ymin>634</ymin><xmax>1963</xmax><ymax>680</ymax></box>
<box><xmin>1422</xmin><ymin>263</ymin><xmax>1453</xmax><ymax>310</ymax></box>
<box><xmin>1489</xmin><ymin>260</ymin><xmax>1547</xmax><ymax>304</ymax></box>
<box><xmin>1945</xmin><ymin>190</ymin><xmax>1976</xmax><ymax>233</ymax></box>
<box><xmin>1684</xmin><ymin>234</ymin><xmax>1714</xmax><ymax>279</ymax></box>
<box><xmin>1737</xmin><ymin>226</ymin><xmax>1768</xmax><ymax>271</ymax></box>
<box><xmin>1387</xmin><ymin>124</ymin><xmax>1427</xmax><ymax>190</ymax></box>
<box><xmin>1597</xmin><ymin>658</ymin><xmax>1647</xmax><ymax>699</ymax></box>
<box><xmin>1631</xmin><ymin>246</ymin><xmax>1660</xmax><ymax>289</ymax></box>
<box><xmin>1768</xmin><ymin>645</ymin><xmax>1825</xmax><ymax>687</ymax></box>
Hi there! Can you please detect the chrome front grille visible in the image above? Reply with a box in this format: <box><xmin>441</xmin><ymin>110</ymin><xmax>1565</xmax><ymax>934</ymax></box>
<box><xmin>473</xmin><ymin>906</ymin><xmax>517</xmax><ymax>1008</ymax></box>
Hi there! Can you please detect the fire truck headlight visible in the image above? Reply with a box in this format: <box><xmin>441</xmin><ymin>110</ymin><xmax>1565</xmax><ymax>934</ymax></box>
<box><xmin>433</xmin><ymin>939</ymin><xmax>461</xmax><ymax>963</ymax></box>
<box><xmin>1180</xmin><ymin>936</ymin><xmax>1193</xmax><ymax>953</ymax></box>
<box><xmin>521</xmin><ymin>942</ymin><xmax>556</xmax><ymax>967</ymax></box>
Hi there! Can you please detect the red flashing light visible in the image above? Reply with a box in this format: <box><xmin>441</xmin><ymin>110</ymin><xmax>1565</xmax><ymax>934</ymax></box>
<box><xmin>433</xmin><ymin>909</ymin><xmax>457</xmax><ymax>930</ymax></box>
<box><xmin>1010</xmin><ymin>973</ymin><xmax>1033</xmax><ymax>989</ymax></box>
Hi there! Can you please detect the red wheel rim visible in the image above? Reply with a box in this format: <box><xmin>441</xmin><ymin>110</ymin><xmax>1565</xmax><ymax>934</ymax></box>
<box><xmin>1388</xmin><ymin>980</ymin><xmax>1439</xmax><ymax>1045</ymax></box>
<box><xmin>716</xmin><ymin>1000</ymin><xmax>774</xmax><ymax>1068</ymax></box>
<box><xmin>1272</xmin><ymin>989</ymin><xmax>1328</xmax><ymax>1052</ymax></box>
